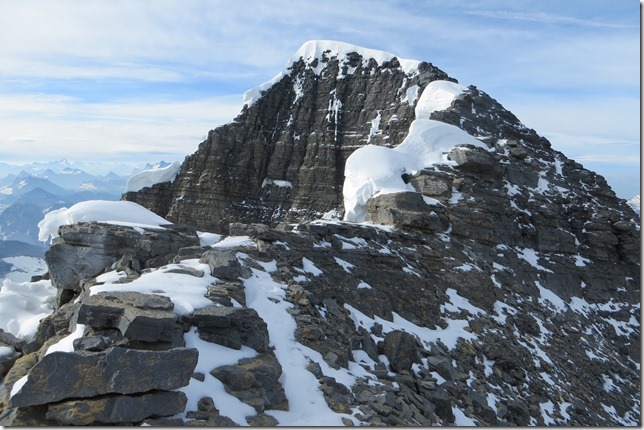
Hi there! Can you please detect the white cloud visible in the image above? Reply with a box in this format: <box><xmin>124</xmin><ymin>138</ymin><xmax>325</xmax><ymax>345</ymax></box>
<box><xmin>465</xmin><ymin>9</ymin><xmax>636</xmax><ymax>29</ymax></box>
<box><xmin>0</xmin><ymin>94</ymin><xmax>242</xmax><ymax>162</ymax></box>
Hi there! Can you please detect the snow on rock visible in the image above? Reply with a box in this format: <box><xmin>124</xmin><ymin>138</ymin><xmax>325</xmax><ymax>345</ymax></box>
<box><xmin>414</xmin><ymin>80</ymin><xmax>466</xmax><ymax>119</ymax></box>
<box><xmin>90</xmin><ymin>259</ymin><xmax>214</xmax><ymax>316</ymax></box>
<box><xmin>180</xmin><ymin>327</ymin><xmax>258</xmax><ymax>424</ymax></box>
<box><xmin>37</xmin><ymin>200</ymin><xmax>170</xmax><ymax>242</ymax></box>
<box><xmin>627</xmin><ymin>195</ymin><xmax>640</xmax><ymax>215</ymax></box>
<box><xmin>343</xmin><ymin>119</ymin><xmax>488</xmax><ymax>222</ymax></box>
<box><xmin>124</xmin><ymin>161</ymin><xmax>181</xmax><ymax>193</ymax></box>
<box><xmin>242</xmin><ymin>264</ymin><xmax>357</xmax><ymax>426</ymax></box>
<box><xmin>197</xmin><ymin>231</ymin><xmax>222</xmax><ymax>247</ymax></box>
<box><xmin>0</xmin><ymin>279</ymin><xmax>56</xmax><ymax>341</ymax></box>
<box><xmin>243</xmin><ymin>40</ymin><xmax>423</xmax><ymax>107</ymax></box>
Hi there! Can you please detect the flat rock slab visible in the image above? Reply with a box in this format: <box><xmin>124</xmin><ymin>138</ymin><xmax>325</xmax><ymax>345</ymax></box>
<box><xmin>77</xmin><ymin>292</ymin><xmax>184</xmax><ymax>346</ymax></box>
<box><xmin>10</xmin><ymin>347</ymin><xmax>198</xmax><ymax>408</ymax></box>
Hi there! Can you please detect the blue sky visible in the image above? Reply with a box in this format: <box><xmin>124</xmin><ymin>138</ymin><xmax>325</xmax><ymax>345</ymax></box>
<box><xmin>0</xmin><ymin>0</ymin><xmax>639</xmax><ymax>198</ymax></box>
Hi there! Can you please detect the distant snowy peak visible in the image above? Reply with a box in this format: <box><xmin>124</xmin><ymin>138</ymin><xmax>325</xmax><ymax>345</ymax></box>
<box><xmin>243</xmin><ymin>40</ymin><xmax>424</xmax><ymax>107</ymax></box>
<box><xmin>627</xmin><ymin>195</ymin><xmax>640</xmax><ymax>215</ymax></box>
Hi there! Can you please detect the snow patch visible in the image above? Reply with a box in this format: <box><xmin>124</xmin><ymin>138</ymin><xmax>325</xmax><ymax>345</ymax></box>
<box><xmin>536</xmin><ymin>281</ymin><xmax>567</xmax><ymax>313</ymax></box>
<box><xmin>211</xmin><ymin>236</ymin><xmax>256</xmax><ymax>249</ymax></box>
<box><xmin>197</xmin><ymin>231</ymin><xmax>222</xmax><ymax>247</ymax></box>
<box><xmin>357</xmin><ymin>281</ymin><xmax>372</xmax><ymax>290</ymax></box>
<box><xmin>301</xmin><ymin>257</ymin><xmax>323</xmax><ymax>277</ymax></box>
<box><xmin>37</xmin><ymin>200</ymin><xmax>170</xmax><ymax>242</ymax></box>
<box><xmin>90</xmin><ymin>259</ymin><xmax>215</xmax><ymax>316</ymax></box>
<box><xmin>0</xmin><ymin>279</ymin><xmax>56</xmax><ymax>341</ymax></box>
<box><xmin>262</xmin><ymin>178</ymin><xmax>293</xmax><ymax>188</ymax></box>
<box><xmin>124</xmin><ymin>161</ymin><xmax>181</xmax><ymax>193</ymax></box>
<box><xmin>345</xmin><ymin>304</ymin><xmax>477</xmax><ymax>350</ymax></box>
<box><xmin>414</xmin><ymin>80</ymin><xmax>466</xmax><ymax>119</ymax></box>
<box><xmin>402</xmin><ymin>84</ymin><xmax>420</xmax><ymax>105</ymax></box>
<box><xmin>334</xmin><ymin>257</ymin><xmax>355</xmax><ymax>273</ymax></box>
<box><xmin>366</xmin><ymin>111</ymin><xmax>381</xmax><ymax>143</ymax></box>
<box><xmin>343</xmin><ymin>119</ymin><xmax>487</xmax><ymax>222</ymax></box>
<box><xmin>179</xmin><ymin>327</ymin><xmax>258</xmax><ymax>424</ymax></box>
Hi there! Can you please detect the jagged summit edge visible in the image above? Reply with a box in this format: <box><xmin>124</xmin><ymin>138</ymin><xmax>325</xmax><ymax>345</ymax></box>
<box><xmin>243</xmin><ymin>40</ymin><xmax>425</xmax><ymax>107</ymax></box>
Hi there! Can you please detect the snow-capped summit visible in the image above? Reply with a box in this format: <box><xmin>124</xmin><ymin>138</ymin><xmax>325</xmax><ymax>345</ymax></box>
<box><xmin>243</xmin><ymin>40</ymin><xmax>424</xmax><ymax>107</ymax></box>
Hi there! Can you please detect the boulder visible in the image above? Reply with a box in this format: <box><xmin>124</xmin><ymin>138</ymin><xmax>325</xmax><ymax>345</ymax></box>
<box><xmin>10</xmin><ymin>347</ymin><xmax>198</xmax><ymax>408</ymax></box>
<box><xmin>448</xmin><ymin>147</ymin><xmax>502</xmax><ymax>176</ymax></box>
<box><xmin>381</xmin><ymin>330</ymin><xmax>419</xmax><ymax>372</ymax></box>
<box><xmin>200</xmin><ymin>250</ymin><xmax>252</xmax><ymax>280</ymax></box>
<box><xmin>406</xmin><ymin>170</ymin><xmax>453</xmax><ymax>199</ymax></box>
<box><xmin>210</xmin><ymin>353</ymin><xmax>288</xmax><ymax>412</ymax></box>
<box><xmin>367</xmin><ymin>191</ymin><xmax>448</xmax><ymax>232</ymax></box>
<box><xmin>76</xmin><ymin>292</ymin><xmax>184</xmax><ymax>348</ymax></box>
<box><xmin>185</xmin><ymin>306</ymin><xmax>269</xmax><ymax>352</ymax></box>
<box><xmin>45</xmin><ymin>223</ymin><xmax>199</xmax><ymax>301</ymax></box>
<box><xmin>424</xmin><ymin>388</ymin><xmax>455</xmax><ymax>423</ymax></box>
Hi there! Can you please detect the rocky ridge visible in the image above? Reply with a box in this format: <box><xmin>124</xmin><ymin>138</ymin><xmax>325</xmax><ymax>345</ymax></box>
<box><xmin>0</xmin><ymin>40</ymin><xmax>640</xmax><ymax>426</ymax></box>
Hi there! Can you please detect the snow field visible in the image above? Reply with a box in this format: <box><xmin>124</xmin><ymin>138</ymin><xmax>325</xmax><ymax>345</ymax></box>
<box><xmin>1</xmin><ymin>256</ymin><xmax>47</xmax><ymax>283</ymax></box>
<box><xmin>0</xmin><ymin>279</ymin><xmax>56</xmax><ymax>341</ymax></box>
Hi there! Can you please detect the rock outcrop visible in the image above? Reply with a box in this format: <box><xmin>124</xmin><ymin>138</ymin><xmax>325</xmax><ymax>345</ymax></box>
<box><xmin>0</xmin><ymin>40</ymin><xmax>639</xmax><ymax>426</ymax></box>
<box><xmin>124</xmin><ymin>41</ymin><xmax>452</xmax><ymax>233</ymax></box>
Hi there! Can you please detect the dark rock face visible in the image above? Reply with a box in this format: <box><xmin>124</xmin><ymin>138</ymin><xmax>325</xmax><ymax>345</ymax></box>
<box><xmin>10</xmin><ymin>347</ymin><xmax>198</xmax><ymax>408</ymax></box>
<box><xmin>125</xmin><ymin>48</ymin><xmax>452</xmax><ymax>233</ymax></box>
<box><xmin>45</xmin><ymin>222</ymin><xmax>199</xmax><ymax>304</ymax></box>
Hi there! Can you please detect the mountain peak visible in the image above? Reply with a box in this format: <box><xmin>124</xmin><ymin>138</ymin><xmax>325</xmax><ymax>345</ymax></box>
<box><xmin>2</xmin><ymin>40</ymin><xmax>640</xmax><ymax>426</ymax></box>
<box><xmin>243</xmin><ymin>40</ymin><xmax>426</xmax><ymax>107</ymax></box>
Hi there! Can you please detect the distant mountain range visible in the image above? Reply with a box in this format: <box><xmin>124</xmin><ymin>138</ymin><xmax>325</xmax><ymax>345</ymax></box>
<box><xmin>0</xmin><ymin>161</ymin><xmax>174</xmax><ymax>248</ymax></box>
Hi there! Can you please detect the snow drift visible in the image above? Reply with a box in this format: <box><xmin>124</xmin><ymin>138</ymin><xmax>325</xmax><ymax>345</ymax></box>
<box><xmin>37</xmin><ymin>200</ymin><xmax>170</xmax><ymax>242</ymax></box>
